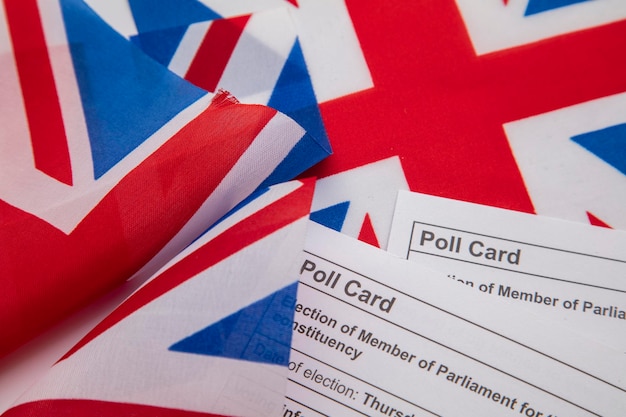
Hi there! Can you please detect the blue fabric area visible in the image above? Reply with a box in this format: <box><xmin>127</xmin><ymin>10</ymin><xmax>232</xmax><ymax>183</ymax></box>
<box><xmin>268</xmin><ymin>40</ymin><xmax>331</xmax><ymax>153</ymax></box>
<box><xmin>260</xmin><ymin>40</ymin><xmax>332</xmax><ymax>187</ymax></box>
<box><xmin>571</xmin><ymin>123</ymin><xmax>626</xmax><ymax>176</ymax></box>
<box><xmin>525</xmin><ymin>0</ymin><xmax>592</xmax><ymax>16</ymax></box>
<box><xmin>130</xmin><ymin>26</ymin><xmax>187</xmax><ymax>66</ymax></box>
<box><xmin>60</xmin><ymin>0</ymin><xmax>206</xmax><ymax>178</ymax></box>
<box><xmin>310</xmin><ymin>201</ymin><xmax>351</xmax><ymax>232</ymax></box>
<box><xmin>169</xmin><ymin>282</ymin><xmax>298</xmax><ymax>366</ymax></box>
<box><xmin>129</xmin><ymin>0</ymin><xmax>220</xmax><ymax>33</ymax></box>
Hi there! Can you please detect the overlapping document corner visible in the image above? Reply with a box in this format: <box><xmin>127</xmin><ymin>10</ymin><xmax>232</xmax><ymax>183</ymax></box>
<box><xmin>0</xmin><ymin>0</ymin><xmax>329</xmax><ymax>358</ymax></box>
<box><xmin>387</xmin><ymin>190</ymin><xmax>626</xmax><ymax>351</ymax></box>
<box><xmin>285</xmin><ymin>221</ymin><xmax>625</xmax><ymax>416</ymax></box>
<box><xmin>1</xmin><ymin>179</ymin><xmax>316</xmax><ymax>417</ymax></box>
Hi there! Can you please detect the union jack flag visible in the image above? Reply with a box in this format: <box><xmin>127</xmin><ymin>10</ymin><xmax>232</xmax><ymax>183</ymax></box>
<box><xmin>306</xmin><ymin>0</ymin><xmax>626</xmax><ymax>244</ymax></box>
<box><xmin>0</xmin><ymin>0</ymin><xmax>322</xmax><ymax>357</ymax></box>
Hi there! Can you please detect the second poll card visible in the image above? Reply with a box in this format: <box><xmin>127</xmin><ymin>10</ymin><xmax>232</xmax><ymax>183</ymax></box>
<box><xmin>387</xmin><ymin>191</ymin><xmax>626</xmax><ymax>352</ymax></box>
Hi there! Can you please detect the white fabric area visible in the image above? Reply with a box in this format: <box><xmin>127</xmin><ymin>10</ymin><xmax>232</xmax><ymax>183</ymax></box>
<box><xmin>505</xmin><ymin>92</ymin><xmax>626</xmax><ymax>229</ymax></box>
<box><xmin>455</xmin><ymin>0</ymin><xmax>626</xmax><ymax>55</ymax></box>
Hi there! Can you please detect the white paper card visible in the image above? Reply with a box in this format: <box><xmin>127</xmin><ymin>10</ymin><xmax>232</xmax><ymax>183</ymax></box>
<box><xmin>387</xmin><ymin>191</ymin><xmax>626</xmax><ymax>352</ymax></box>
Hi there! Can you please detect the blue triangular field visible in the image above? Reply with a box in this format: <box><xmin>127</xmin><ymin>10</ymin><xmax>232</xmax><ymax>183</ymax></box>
<box><xmin>169</xmin><ymin>282</ymin><xmax>298</xmax><ymax>366</ymax></box>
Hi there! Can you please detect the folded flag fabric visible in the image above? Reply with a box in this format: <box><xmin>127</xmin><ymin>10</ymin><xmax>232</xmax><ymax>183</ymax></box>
<box><xmin>0</xmin><ymin>0</ymin><xmax>323</xmax><ymax>358</ymax></box>
<box><xmin>127</xmin><ymin>2</ymin><xmax>333</xmax><ymax>188</ymax></box>
<box><xmin>88</xmin><ymin>0</ymin><xmax>376</xmax><ymax>188</ymax></box>
<box><xmin>91</xmin><ymin>0</ymin><xmax>373</xmax><ymax>102</ymax></box>
<box><xmin>2</xmin><ymin>179</ymin><xmax>315</xmax><ymax>417</ymax></box>
<box><xmin>305</xmin><ymin>0</ymin><xmax>626</xmax><ymax>242</ymax></box>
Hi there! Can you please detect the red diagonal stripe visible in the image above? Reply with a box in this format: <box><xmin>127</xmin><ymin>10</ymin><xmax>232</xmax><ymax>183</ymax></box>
<box><xmin>4</xmin><ymin>0</ymin><xmax>72</xmax><ymax>185</ymax></box>
<box><xmin>184</xmin><ymin>14</ymin><xmax>250</xmax><ymax>92</ymax></box>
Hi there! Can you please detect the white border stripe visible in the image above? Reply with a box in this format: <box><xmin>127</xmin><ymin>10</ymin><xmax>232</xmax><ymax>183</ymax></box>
<box><xmin>455</xmin><ymin>0</ymin><xmax>626</xmax><ymax>55</ymax></box>
<box><xmin>216</xmin><ymin>8</ymin><xmax>296</xmax><ymax>104</ymax></box>
<box><xmin>84</xmin><ymin>0</ymin><xmax>138</xmax><ymax>38</ymax></box>
<box><xmin>198</xmin><ymin>0</ymin><xmax>287</xmax><ymax>18</ymax></box>
<box><xmin>168</xmin><ymin>21</ymin><xmax>211</xmax><ymax>77</ymax></box>
<box><xmin>290</xmin><ymin>0</ymin><xmax>373</xmax><ymax>102</ymax></box>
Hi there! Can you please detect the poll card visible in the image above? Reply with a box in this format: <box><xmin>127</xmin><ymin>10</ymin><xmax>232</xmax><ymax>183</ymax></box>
<box><xmin>387</xmin><ymin>191</ymin><xmax>626</xmax><ymax>352</ymax></box>
<box><xmin>282</xmin><ymin>222</ymin><xmax>625</xmax><ymax>417</ymax></box>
